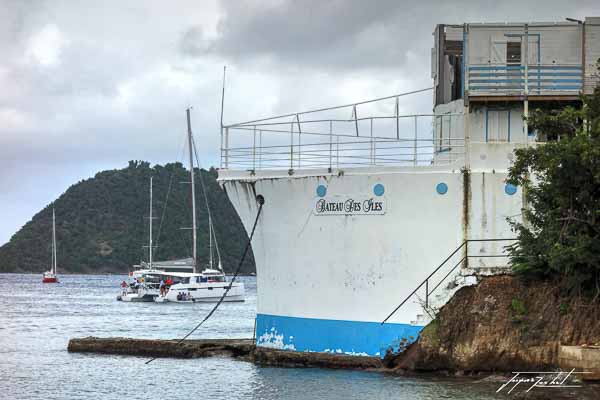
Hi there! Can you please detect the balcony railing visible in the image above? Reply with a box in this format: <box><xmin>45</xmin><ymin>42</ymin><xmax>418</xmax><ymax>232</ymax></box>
<box><xmin>220</xmin><ymin>90</ymin><xmax>465</xmax><ymax>171</ymax></box>
<box><xmin>468</xmin><ymin>64</ymin><xmax>583</xmax><ymax>95</ymax></box>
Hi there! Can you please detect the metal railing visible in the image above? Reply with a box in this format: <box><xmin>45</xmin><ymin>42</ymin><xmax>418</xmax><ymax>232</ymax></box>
<box><xmin>468</xmin><ymin>64</ymin><xmax>583</xmax><ymax>94</ymax></box>
<box><xmin>381</xmin><ymin>238</ymin><xmax>517</xmax><ymax>324</ymax></box>
<box><xmin>221</xmin><ymin>89</ymin><xmax>465</xmax><ymax>171</ymax></box>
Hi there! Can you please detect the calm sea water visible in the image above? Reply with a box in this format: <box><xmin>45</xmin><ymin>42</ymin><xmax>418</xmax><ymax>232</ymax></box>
<box><xmin>0</xmin><ymin>273</ymin><xmax>505</xmax><ymax>399</ymax></box>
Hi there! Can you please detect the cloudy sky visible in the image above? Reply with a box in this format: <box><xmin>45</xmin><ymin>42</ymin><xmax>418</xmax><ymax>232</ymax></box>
<box><xmin>0</xmin><ymin>0</ymin><xmax>597</xmax><ymax>245</ymax></box>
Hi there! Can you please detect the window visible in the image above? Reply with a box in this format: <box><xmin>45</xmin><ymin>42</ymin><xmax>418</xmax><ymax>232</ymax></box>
<box><xmin>506</xmin><ymin>42</ymin><xmax>521</xmax><ymax>65</ymax></box>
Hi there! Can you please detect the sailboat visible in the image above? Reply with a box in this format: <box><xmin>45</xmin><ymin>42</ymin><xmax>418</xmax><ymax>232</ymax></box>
<box><xmin>118</xmin><ymin>177</ymin><xmax>161</xmax><ymax>302</ymax></box>
<box><xmin>118</xmin><ymin>110</ymin><xmax>244</xmax><ymax>303</ymax></box>
<box><xmin>153</xmin><ymin>108</ymin><xmax>245</xmax><ymax>302</ymax></box>
<box><xmin>42</xmin><ymin>208</ymin><xmax>59</xmax><ymax>283</ymax></box>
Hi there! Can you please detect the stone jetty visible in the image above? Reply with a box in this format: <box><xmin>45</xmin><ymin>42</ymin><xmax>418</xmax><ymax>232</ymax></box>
<box><xmin>68</xmin><ymin>337</ymin><xmax>382</xmax><ymax>370</ymax></box>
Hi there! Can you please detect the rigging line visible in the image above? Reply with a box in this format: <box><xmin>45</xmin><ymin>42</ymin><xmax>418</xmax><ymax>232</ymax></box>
<box><xmin>176</xmin><ymin>221</ymin><xmax>193</xmax><ymax>263</ymax></box>
<box><xmin>190</xmin><ymin>135</ymin><xmax>223</xmax><ymax>270</ymax></box>
<box><xmin>211</xmin><ymin>220</ymin><xmax>222</xmax><ymax>269</ymax></box>
<box><xmin>225</xmin><ymin>87</ymin><xmax>434</xmax><ymax>128</ymax></box>
<box><xmin>145</xmin><ymin>198</ymin><xmax>264</xmax><ymax>365</ymax></box>
<box><xmin>154</xmin><ymin>171</ymin><xmax>174</xmax><ymax>251</ymax></box>
<box><xmin>154</xmin><ymin>134</ymin><xmax>187</xmax><ymax>256</ymax></box>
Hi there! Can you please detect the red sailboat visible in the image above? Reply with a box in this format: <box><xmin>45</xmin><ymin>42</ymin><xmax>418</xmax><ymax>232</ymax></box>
<box><xmin>42</xmin><ymin>208</ymin><xmax>59</xmax><ymax>283</ymax></box>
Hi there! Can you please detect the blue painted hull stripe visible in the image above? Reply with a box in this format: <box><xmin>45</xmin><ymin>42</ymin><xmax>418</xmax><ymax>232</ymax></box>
<box><xmin>255</xmin><ymin>313</ymin><xmax>423</xmax><ymax>357</ymax></box>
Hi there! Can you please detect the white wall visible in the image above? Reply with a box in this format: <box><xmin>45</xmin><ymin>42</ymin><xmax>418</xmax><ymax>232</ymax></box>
<box><xmin>467</xmin><ymin>23</ymin><xmax>582</xmax><ymax>65</ymax></box>
<box><xmin>468</xmin><ymin>105</ymin><xmax>526</xmax><ymax>144</ymax></box>
<box><xmin>584</xmin><ymin>18</ymin><xmax>600</xmax><ymax>94</ymax></box>
<box><xmin>220</xmin><ymin>164</ymin><xmax>522</xmax><ymax>327</ymax></box>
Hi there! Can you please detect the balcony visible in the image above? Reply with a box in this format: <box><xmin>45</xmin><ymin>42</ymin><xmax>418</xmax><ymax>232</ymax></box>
<box><xmin>467</xmin><ymin>64</ymin><xmax>583</xmax><ymax>99</ymax></box>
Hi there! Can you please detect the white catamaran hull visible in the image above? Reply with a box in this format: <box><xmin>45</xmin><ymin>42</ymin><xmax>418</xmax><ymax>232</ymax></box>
<box><xmin>118</xmin><ymin>289</ymin><xmax>158</xmax><ymax>302</ymax></box>
<box><xmin>156</xmin><ymin>282</ymin><xmax>245</xmax><ymax>303</ymax></box>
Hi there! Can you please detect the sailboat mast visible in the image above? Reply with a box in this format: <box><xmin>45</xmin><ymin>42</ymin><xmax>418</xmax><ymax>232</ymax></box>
<box><xmin>149</xmin><ymin>176</ymin><xmax>153</xmax><ymax>269</ymax></box>
<box><xmin>190</xmin><ymin>128</ymin><xmax>224</xmax><ymax>273</ymax></box>
<box><xmin>52</xmin><ymin>208</ymin><xmax>57</xmax><ymax>275</ymax></box>
<box><xmin>209</xmin><ymin>215</ymin><xmax>213</xmax><ymax>269</ymax></box>
<box><xmin>186</xmin><ymin>108</ymin><xmax>198</xmax><ymax>273</ymax></box>
<box><xmin>220</xmin><ymin>65</ymin><xmax>226</xmax><ymax>141</ymax></box>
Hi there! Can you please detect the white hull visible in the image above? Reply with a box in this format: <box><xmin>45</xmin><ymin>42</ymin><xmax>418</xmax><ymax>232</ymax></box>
<box><xmin>155</xmin><ymin>295</ymin><xmax>245</xmax><ymax>303</ymax></box>
<box><xmin>219</xmin><ymin>157</ymin><xmax>521</xmax><ymax>355</ymax></box>
<box><xmin>156</xmin><ymin>281</ymin><xmax>245</xmax><ymax>303</ymax></box>
<box><xmin>118</xmin><ymin>289</ymin><xmax>158</xmax><ymax>302</ymax></box>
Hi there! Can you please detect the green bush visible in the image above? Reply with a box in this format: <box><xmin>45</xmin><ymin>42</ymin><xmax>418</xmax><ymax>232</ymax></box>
<box><xmin>510</xmin><ymin>299</ymin><xmax>527</xmax><ymax>316</ymax></box>
<box><xmin>507</xmin><ymin>60</ymin><xmax>600</xmax><ymax>294</ymax></box>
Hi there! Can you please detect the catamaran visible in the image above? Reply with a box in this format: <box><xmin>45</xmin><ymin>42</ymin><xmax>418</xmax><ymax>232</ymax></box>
<box><xmin>42</xmin><ymin>208</ymin><xmax>59</xmax><ymax>283</ymax></box>
<box><xmin>118</xmin><ymin>109</ymin><xmax>244</xmax><ymax>303</ymax></box>
<box><xmin>154</xmin><ymin>108</ymin><xmax>244</xmax><ymax>303</ymax></box>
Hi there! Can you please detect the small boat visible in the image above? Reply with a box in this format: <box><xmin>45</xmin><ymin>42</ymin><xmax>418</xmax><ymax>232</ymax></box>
<box><xmin>117</xmin><ymin>258</ymin><xmax>194</xmax><ymax>301</ymax></box>
<box><xmin>42</xmin><ymin>208</ymin><xmax>59</xmax><ymax>283</ymax></box>
<box><xmin>153</xmin><ymin>110</ymin><xmax>245</xmax><ymax>303</ymax></box>
<box><xmin>118</xmin><ymin>177</ymin><xmax>160</xmax><ymax>302</ymax></box>
<box><xmin>117</xmin><ymin>285</ymin><xmax>157</xmax><ymax>302</ymax></box>
<box><xmin>154</xmin><ymin>268</ymin><xmax>245</xmax><ymax>303</ymax></box>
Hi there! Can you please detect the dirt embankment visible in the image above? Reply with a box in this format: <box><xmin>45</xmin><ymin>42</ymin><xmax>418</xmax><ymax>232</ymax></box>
<box><xmin>386</xmin><ymin>275</ymin><xmax>600</xmax><ymax>374</ymax></box>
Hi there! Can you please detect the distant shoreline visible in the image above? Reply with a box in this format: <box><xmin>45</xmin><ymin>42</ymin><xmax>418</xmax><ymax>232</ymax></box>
<box><xmin>0</xmin><ymin>271</ymin><xmax>257</xmax><ymax>277</ymax></box>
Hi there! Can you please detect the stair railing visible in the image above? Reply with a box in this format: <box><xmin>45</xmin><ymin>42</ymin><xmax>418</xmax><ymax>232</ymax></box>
<box><xmin>381</xmin><ymin>238</ymin><xmax>516</xmax><ymax>324</ymax></box>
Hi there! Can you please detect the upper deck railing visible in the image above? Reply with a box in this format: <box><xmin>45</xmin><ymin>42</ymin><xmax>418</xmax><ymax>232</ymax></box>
<box><xmin>220</xmin><ymin>89</ymin><xmax>465</xmax><ymax>171</ymax></box>
<box><xmin>468</xmin><ymin>63</ymin><xmax>583</xmax><ymax>95</ymax></box>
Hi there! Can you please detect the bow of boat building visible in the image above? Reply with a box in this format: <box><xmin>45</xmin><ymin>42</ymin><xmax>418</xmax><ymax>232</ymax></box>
<box><xmin>217</xmin><ymin>17</ymin><xmax>600</xmax><ymax>357</ymax></box>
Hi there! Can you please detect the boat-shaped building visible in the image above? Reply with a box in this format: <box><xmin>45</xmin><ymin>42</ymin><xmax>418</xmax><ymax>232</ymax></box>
<box><xmin>218</xmin><ymin>18</ymin><xmax>600</xmax><ymax>356</ymax></box>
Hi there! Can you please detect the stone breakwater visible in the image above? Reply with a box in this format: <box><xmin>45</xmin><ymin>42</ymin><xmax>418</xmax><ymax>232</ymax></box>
<box><xmin>67</xmin><ymin>337</ymin><xmax>382</xmax><ymax>370</ymax></box>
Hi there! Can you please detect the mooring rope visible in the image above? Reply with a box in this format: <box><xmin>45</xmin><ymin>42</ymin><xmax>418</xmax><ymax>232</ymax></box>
<box><xmin>145</xmin><ymin>195</ymin><xmax>264</xmax><ymax>364</ymax></box>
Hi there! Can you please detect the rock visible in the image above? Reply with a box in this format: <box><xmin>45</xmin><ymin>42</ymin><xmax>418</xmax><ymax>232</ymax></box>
<box><xmin>387</xmin><ymin>275</ymin><xmax>600</xmax><ymax>374</ymax></box>
<box><xmin>67</xmin><ymin>337</ymin><xmax>381</xmax><ymax>370</ymax></box>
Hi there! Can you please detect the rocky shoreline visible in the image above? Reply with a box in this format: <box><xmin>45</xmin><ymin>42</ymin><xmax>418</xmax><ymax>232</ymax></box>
<box><xmin>386</xmin><ymin>275</ymin><xmax>600</xmax><ymax>377</ymax></box>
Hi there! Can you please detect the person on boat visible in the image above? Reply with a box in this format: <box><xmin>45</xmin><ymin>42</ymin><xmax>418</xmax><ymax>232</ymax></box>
<box><xmin>159</xmin><ymin>279</ymin><xmax>166</xmax><ymax>296</ymax></box>
<box><xmin>120</xmin><ymin>280</ymin><xmax>127</xmax><ymax>289</ymax></box>
<box><xmin>165</xmin><ymin>277</ymin><xmax>173</xmax><ymax>287</ymax></box>
<box><xmin>177</xmin><ymin>292</ymin><xmax>182</xmax><ymax>301</ymax></box>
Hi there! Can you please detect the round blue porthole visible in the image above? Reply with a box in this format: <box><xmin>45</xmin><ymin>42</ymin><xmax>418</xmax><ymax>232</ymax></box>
<box><xmin>373</xmin><ymin>183</ymin><xmax>385</xmax><ymax>196</ymax></box>
<box><xmin>436</xmin><ymin>183</ymin><xmax>448</xmax><ymax>195</ymax></box>
<box><xmin>316</xmin><ymin>184</ymin><xmax>327</xmax><ymax>197</ymax></box>
<box><xmin>505</xmin><ymin>183</ymin><xmax>517</xmax><ymax>196</ymax></box>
